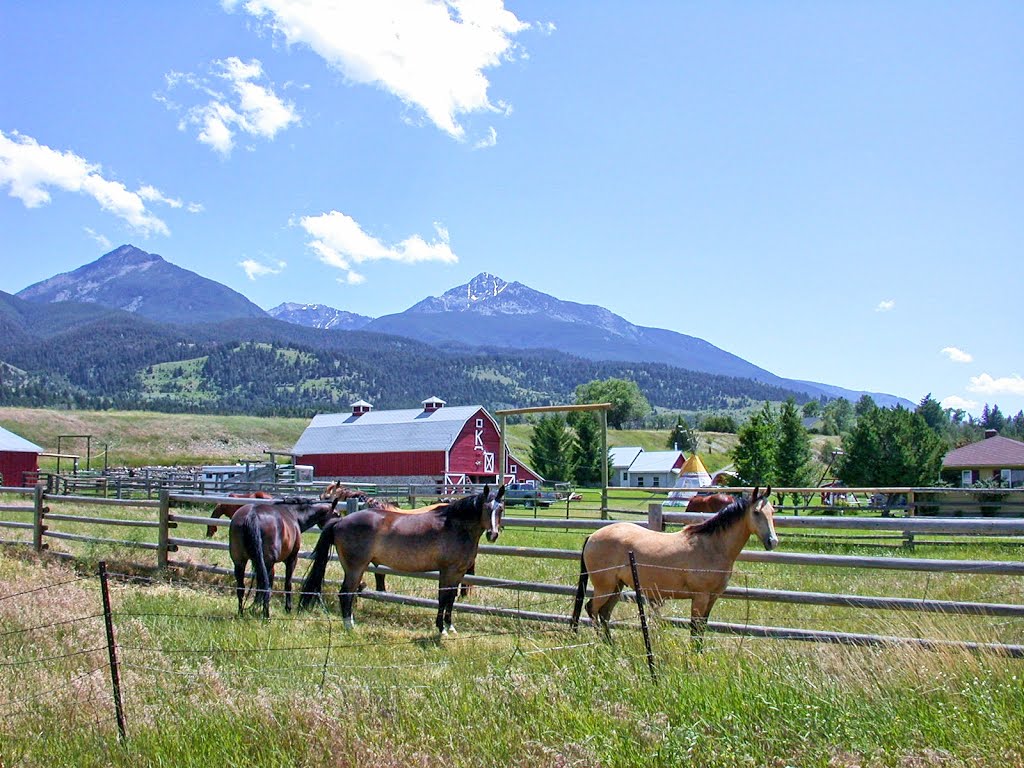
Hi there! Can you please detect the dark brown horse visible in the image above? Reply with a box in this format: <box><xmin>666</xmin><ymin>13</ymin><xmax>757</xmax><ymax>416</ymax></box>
<box><xmin>300</xmin><ymin>485</ymin><xmax>506</xmax><ymax>634</ymax></box>
<box><xmin>572</xmin><ymin>488</ymin><xmax>778</xmax><ymax>646</ymax></box>
<box><xmin>684</xmin><ymin>493</ymin><xmax>735</xmax><ymax>514</ymax></box>
<box><xmin>206</xmin><ymin>491</ymin><xmax>274</xmax><ymax>537</ymax></box>
<box><xmin>230</xmin><ymin>498</ymin><xmax>339</xmax><ymax>618</ymax></box>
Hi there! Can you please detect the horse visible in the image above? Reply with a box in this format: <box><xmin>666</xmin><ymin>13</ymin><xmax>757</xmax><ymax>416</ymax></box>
<box><xmin>229</xmin><ymin>497</ymin><xmax>340</xmax><ymax>618</ymax></box>
<box><xmin>684</xmin><ymin>493</ymin><xmax>735</xmax><ymax>514</ymax></box>
<box><xmin>571</xmin><ymin>487</ymin><xmax>778</xmax><ymax>646</ymax></box>
<box><xmin>206</xmin><ymin>490</ymin><xmax>275</xmax><ymax>537</ymax></box>
<box><xmin>299</xmin><ymin>485</ymin><xmax>506</xmax><ymax>635</ymax></box>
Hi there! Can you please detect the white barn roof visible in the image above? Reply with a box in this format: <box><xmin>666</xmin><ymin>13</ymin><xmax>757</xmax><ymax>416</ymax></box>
<box><xmin>628</xmin><ymin>450</ymin><xmax>683</xmax><ymax>473</ymax></box>
<box><xmin>292</xmin><ymin>405</ymin><xmax>486</xmax><ymax>456</ymax></box>
<box><xmin>610</xmin><ymin>446</ymin><xmax>643</xmax><ymax>469</ymax></box>
<box><xmin>0</xmin><ymin>426</ymin><xmax>42</xmax><ymax>454</ymax></box>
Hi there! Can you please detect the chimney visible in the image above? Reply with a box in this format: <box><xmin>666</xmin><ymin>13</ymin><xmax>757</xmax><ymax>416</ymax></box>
<box><xmin>351</xmin><ymin>400</ymin><xmax>373</xmax><ymax>417</ymax></box>
<box><xmin>422</xmin><ymin>396</ymin><xmax>446</xmax><ymax>413</ymax></box>
<box><xmin>985</xmin><ymin>429</ymin><xmax>999</xmax><ymax>439</ymax></box>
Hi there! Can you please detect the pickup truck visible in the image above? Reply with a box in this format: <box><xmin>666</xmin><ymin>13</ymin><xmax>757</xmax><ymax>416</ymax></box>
<box><xmin>503</xmin><ymin>482</ymin><xmax>559</xmax><ymax>508</ymax></box>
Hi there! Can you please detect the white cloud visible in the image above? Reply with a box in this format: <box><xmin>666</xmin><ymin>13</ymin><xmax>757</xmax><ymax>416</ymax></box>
<box><xmin>474</xmin><ymin>126</ymin><xmax>498</xmax><ymax>149</ymax></box>
<box><xmin>875</xmin><ymin>299</ymin><xmax>895</xmax><ymax>312</ymax></box>
<box><xmin>84</xmin><ymin>227</ymin><xmax>111</xmax><ymax>250</ymax></box>
<box><xmin>239</xmin><ymin>258</ymin><xmax>287</xmax><ymax>280</ymax></box>
<box><xmin>967</xmin><ymin>373</ymin><xmax>1024</xmax><ymax>397</ymax></box>
<box><xmin>941</xmin><ymin>346</ymin><xmax>973</xmax><ymax>363</ymax></box>
<box><xmin>299</xmin><ymin>210</ymin><xmax>457</xmax><ymax>285</ymax></box>
<box><xmin>225</xmin><ymin>0</ymin><xmax>531</xmax><ymax>140</ymax></box>
<box><xmin>0</xmin><ymin>130</ymin><xmax>172</xmax><ymax>235</ymax></box>
<box><xmin>163</xmin><ymin>57</ymin><xmax>300</xmax><ymax>156</ymax></box>
<box><xmin>940</xmin><ymin>395</ymin><xmax>978</xmax><ymax>412</ymax></box>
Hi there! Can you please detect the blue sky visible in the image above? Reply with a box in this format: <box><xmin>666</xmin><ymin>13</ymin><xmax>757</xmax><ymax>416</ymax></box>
<box><xmin>1</xmin><ymin>1</ymin><xmax>1021</xmax><ymax>416</ymax></box>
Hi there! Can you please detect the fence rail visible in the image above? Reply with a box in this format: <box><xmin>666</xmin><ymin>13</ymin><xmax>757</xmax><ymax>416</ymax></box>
<box><xmin>1</xmin><ymin>485</ymin><xmax>1023</xmax><ymax>654</ymax></box>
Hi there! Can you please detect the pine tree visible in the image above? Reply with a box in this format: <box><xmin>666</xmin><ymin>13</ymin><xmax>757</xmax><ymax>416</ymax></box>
<box><xmin>570</xmin><ymin>414</ymin><xmax>605</xmax><ymax>486</ymax></box>
<box><xmin>733</xmin><ymin>402</ymin><xmax>779</xmax><ymax>486</ymax></box>
<box><xmin>529</xmin><ymin>415</ymin><xmax>575</xmax><ymax>482</ymax></box>
<box><xmin>776</xmin><ymin>398</ymin><xmax>813</xmax><ymax>495</ymax></box>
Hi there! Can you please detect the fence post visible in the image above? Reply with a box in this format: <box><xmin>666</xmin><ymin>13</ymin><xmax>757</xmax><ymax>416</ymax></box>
<box><xmin>157</xmin><ymin>490</ymin><xmax>171</xmax><ymax>570</ymax></box>
<box><xmin>32</xmin><ymin>483</ymin><xmax>48</xmax><ymax>552</ymax></box>
<box><xmin>647</xmin><ymin>502</ymin><xmax>664</xmax><ymax>532</ymax></box>
<box><xmin>98</xmin><ymin>561</ymin><xmax>128</xmax><ymax>741</ymax></box>
<box><xmin>628</xmin><ymin>550</ymin><xmax>657</xmax><ymax>682</ymax></box>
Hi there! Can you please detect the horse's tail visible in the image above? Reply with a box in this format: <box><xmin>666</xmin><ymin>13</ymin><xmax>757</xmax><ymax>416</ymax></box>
<box><xmin>241</xmin><ymin>510</ymin><xmax>271</xmax><ymax>607</ymax></box>
<box><xmin>299</xmin><ymin>519</ymin><xmax>337</xmax><ymax>610</ymax></box>
<box><xmin>570</xmin><ymin>535</ymin><xmax>590</xmax><ymax>632</ymax></box>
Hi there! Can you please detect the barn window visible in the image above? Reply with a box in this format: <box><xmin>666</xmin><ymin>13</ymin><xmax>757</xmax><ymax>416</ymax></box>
<box><xmin>476</xmin><ymin>418</ymin><xmax>484</xmax><ymax>429</ymax></box>
<box><xmin>509</xmin><ymin>464</ymin><xmax>517</xmax><ymax>474</ymax></box>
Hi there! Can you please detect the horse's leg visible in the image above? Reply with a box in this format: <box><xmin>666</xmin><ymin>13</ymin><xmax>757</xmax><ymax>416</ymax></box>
<box><xmin>437</xmin><ymin>579</ymin><xmax>460</xmax><ymax>636</ymax></box>
<box><xmin>262</xmin><ymin>562</ymin><xmax>275</xmax><ymax>619</ymax></box>
<box><xmin>374</xmin><ymin>572</ymin><xmax>386</xmax><ymax>592</ymax></box>
<box><xmin>283</xmin><ymin>551</ymin><xmax>298</xmax><ymax>613</ymax></box>
<box><xmin>459</xmin><ymin>561</ymin><xmax>475</xmax><ymax>599</ymax></box>
<box><xmin>689</xmin><ymin>593</ymin><xmax>719</xmax><ymax>651</ymax></box>
<box><xmin>339</xmin><ymin>564</ymin><xmax>367</xmax><ymax>630</ymax></box>
<box><xmin>233</xmin><ymin>559</ymin><xmax>247</xmax><ymax>617</ymax></box>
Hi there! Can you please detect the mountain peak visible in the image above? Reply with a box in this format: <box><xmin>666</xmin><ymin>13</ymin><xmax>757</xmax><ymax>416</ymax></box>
<box><xmin>464</xmin><ymin>273</ymin><xmax>509</xmax><ymax>302</ymax></box>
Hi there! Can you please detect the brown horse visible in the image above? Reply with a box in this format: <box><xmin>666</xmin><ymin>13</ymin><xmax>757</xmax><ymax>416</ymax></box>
<box><xmin>684</xmin><ymin>493</ymin><xmax>735</xmax><ymax>514</ymax></box>
<box><xmin>299</xmin><ymin>485</ymin><xmax>506</xmax><ymax>634</ymax></box>
<box><xmin>571</xmin><ymin>487</ymin><xmax>778</xmax><ymax>645</ymax></box>
<box><xmin>230</xmin><ymin>498</ymin><xmax>339</xmax><ymax>618</ymax></box>
<box><xmin>206</xmin><ymin>491</ymin><xmax>274</xmax><ymax>537</ymax></box>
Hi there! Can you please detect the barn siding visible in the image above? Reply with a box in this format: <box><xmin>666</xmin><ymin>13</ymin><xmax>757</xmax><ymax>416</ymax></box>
<box><xmin>0</xmin><ymin>451</ymin><xmax>38</xmax><ymax>487</ymax></box>
<box><xmin>299</xmin><ymin>451</ymin><xmax>446</xmax><ymax>478</ymax></box>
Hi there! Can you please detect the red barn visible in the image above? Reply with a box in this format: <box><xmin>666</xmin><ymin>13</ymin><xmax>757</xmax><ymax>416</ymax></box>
<box><xmin>292</xmin><ymin>397</ymin><xmax>541</xmax><ymax>486</ymax></box>
<box><xmin>0</xmin><ymin>425</ymin><xmax>42</xmax><ymax>487</ymax></box>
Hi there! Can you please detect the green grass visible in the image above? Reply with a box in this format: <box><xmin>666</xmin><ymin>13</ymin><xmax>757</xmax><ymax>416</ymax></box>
<box><xmin>1</xmin><ymin>547</ymin><xmax>1022</xmax><ymax>768</ymax></box>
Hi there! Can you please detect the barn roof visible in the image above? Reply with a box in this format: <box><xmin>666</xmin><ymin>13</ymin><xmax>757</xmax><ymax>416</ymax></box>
<box><xmin>292</xmin><ymin>405</ymin><xmax>487</xmax><ymax>455</ymax></box>
<box><xmin>629</xmin><ymin>450</ymin><xmax>684</xmax><ymax>473</ymax></box>
<box><xmin>609</xmin><ymin>446</ymin><xmax>643</xmax><ymax>469</ymax></box>
<box><xmin>0</xmin><ymin>426</ymin><xmax>42</xmax><ymax>454</ymax></box>
<box><xmin>943</xmin><ymin>435</ymin><xmax>1024</xmax><ymax>469</ymax></box>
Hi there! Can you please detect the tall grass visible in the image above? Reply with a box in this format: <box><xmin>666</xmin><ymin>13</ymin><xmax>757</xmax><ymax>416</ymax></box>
<box><xmin>2</xmin><ymin>549</ymin><xmax>1023</xmax><ymax>767</ymax></box>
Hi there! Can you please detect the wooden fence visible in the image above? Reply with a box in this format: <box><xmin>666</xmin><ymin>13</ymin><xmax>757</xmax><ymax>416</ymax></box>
<box><xmin>1</xmin><ymin>485</ymin><xmax>1023</xmax><ymax>655</ymax></box>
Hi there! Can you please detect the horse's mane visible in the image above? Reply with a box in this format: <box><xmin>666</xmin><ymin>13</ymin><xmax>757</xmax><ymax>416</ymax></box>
<box><xmin>274</xmin><ymin>496</ymin><xmax>321</xmax><ymax>508</ymax></box>
<box><xmin>437</xmin><ymin>490</ymin><xmax>485</xmax><ymax>520</ymax></box>
<box><xmin>687</xmin><ymin>495</ymin><xmax>750</xmax><ymax>536</ymax></box>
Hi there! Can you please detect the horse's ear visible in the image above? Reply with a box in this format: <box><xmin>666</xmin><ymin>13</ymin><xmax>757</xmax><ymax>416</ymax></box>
<box><xmin>752</xmin><ymin>486</ymin><xmax>760</xmax><ymax>502</ymax></box>
<box><xmin>495</xmin><ymin>485</ymin><xmax>505</xmax><ymax>500</ymax></box>
<box><xmin>764</xmin><ymin>485</ymin><xmax>772</xmax><ymax>500</ymax></box>
<box><xmin>481</xmin><ymin>484</ymin><xmax>490</xmax><ymax>500</ymax></box>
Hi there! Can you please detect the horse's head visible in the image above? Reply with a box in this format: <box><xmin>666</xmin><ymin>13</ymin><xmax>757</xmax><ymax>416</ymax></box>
<box><xmin>482</xmin><ymin>484</ymin><xmax>506</xmax><ymax>542</ymax></box>
<box><xmin>748</xmin><ymin>486</ymin><xmax>779</xmax><ymax>550</ymax></box>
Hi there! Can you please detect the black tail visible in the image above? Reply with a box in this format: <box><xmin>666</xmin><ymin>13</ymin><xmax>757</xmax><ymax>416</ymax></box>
<box><xmin>241</xmin><ymin>512</ymin><xmax>271</xmax><ymax>612</ymax></box>
<box><xmin>299</xmin><ymin>519</ymin><xmax>337</xmax><ymax>610</ymax></box>
<box><xmin>570</xmin><ymin>536</ymin><xmax>590</xmax><ymax>632</ymax></box>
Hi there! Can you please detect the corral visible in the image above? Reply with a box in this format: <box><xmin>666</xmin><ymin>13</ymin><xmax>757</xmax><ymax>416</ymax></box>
<box><xmin>2</xmin><ymin>481</ymin><xmax>1023</xmax><ymax>766</ymax></box>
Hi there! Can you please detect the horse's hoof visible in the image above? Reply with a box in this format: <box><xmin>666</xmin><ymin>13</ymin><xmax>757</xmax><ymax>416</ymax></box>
<box><xmin>446</xmin><ymin>625</ymin><xmax>457</xmax><ymax>635</ymax></box>
<box><xmin>343</xmin><ymin>617</ymin><xmax>355</xmax><ymax>631</ymax></box>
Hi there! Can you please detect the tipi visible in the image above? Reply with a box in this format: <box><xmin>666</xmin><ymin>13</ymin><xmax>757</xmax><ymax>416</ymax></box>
<box><xmin>664</xmin><ymin>453</ymin><xmax>712</xmax><ymax>506</ymax></box>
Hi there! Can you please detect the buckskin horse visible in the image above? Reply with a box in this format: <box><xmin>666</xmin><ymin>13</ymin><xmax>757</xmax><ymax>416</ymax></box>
<box><xmin>684</xmin><ymin>492</ymin><xmax>736</xmax><ymax>514</ymax></box>
<box><xmin>229</xmin><ymin>497</ymin><xmax>339</xmax><ymax>618</ymax></box>
<box><xmin>571</xmin><ymin>487</ymin><xmax>778</xmax><ymax>646</ymax></box>
<box><xmin>300</xmin><ymin>485</ymin><xmax>506</xmax><ymax>635</ymax></box>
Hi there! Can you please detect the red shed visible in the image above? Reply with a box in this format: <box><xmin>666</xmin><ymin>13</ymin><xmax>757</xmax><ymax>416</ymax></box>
<box><xmin>0</xmin><ymin>425</ymin><xmax>42</xmax><ymax>487</ymax></box>
<box><xmin>292</xmin><ymin>397</ymin><xmax>541</xmax><ymax>486</ymax></box>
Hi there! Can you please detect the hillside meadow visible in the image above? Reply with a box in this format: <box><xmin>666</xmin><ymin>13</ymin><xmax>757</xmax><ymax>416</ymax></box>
<box><xmin>0</xmin><ymin>406</ymin><xmax>745</xmax><ymax>473</ymax></box>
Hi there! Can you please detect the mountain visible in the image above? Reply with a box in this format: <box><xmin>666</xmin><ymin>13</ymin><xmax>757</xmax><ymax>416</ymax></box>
<box><xmin>365</xmin><ymin>273</ymin><xmax>910</xmax><ymax>407</ymax></box>
<box><xmin>267</xmin><ymin>302</ymin><xmax>372</xmax><ymax>331</ymax></box>
<box><xmin>16</xmin><ymin>244</ymin><xmax>268</xmax><ymax>325</ymax></box>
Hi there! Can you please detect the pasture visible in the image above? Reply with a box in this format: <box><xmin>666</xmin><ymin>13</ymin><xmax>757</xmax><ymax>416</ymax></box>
<box><xmin>2</xmin><ymin>488</ymin><xmax>1024</xmax><ymax>767</ymax></box>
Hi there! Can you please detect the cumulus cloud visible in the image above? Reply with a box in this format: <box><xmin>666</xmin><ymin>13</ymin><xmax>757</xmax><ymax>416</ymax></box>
<box><xmin>162</xmin><ymin>57</ymin><xmax>300</xmax><ymax>156</ymax></box>
<box><xmin>224</xmin><ymin>0</ymin><xmax>531</xmax><ymax>141</ymax></box>
<box><xmin>941</xmin><ymin>346</ymin><xmax>973</xmax><ymax>363</ymax></box>
<box><xmin>940</xmin><ymin>395</ymin><xmax>978</xmax><ymax>412</ymax></box>
<box><xmin>0</xmin><ymin>130</ymin><xmax>177</xmax><ymax>236</ymax></box>
<box><xmin>299</xmin><ymin>210</ymin><xmax>457</xmax><ymax>285</ymax></box>
<box><xmin>239</xmin><ymin>257</ymin><xmax>287</xmax><ymax>280</ymax></box>
<box><xmin>875</xmin><ymin>299</ymin><xmax>895</xmax><ymax>312</ymax></box>
<box><xmin>967</xmin><ymin>373</ymin><xmax>1024</xmax><ymax>397</ymax></box>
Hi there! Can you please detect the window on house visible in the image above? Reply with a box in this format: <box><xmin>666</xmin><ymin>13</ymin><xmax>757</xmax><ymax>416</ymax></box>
<box><xmin>961</xmin><ymin>470</ymin><xmax>973</xmax><ymax>487</ymax></box>
<box><xmin>652</xmin><ymin>476</ymin><xmax>660</xmax><ymax>487</ymax></box>
<box><xmin>1001</xmin><ymin>469</ymin><xmax>1012</xmax><ymax>485</ymax></box>
<box><xmin>637</xmin><ymin>476</ymin><xmax>644</xmax><ymax>487</ymax></box>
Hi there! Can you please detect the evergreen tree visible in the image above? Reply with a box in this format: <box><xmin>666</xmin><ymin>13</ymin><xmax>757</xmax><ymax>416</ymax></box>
<box><xmin>733</xmin><ymin>402</ymin><xmax>779</xmax><ymax>486</ymax></box>
<box><xmin>666</xmin><ymin>416</ymin><xmax>697</xmax><ymax>452</ymax></box>
<box><xmin>838</xmin><ymin>406</ymin><xmax>944</xmax><ymax>487</ymax></box>
<box><xmin>916</xmin><ymin>393</ymin><xmax>947</xmax><ymax>434</ymax></box>
<box><xmin>570</xmin><ymin>414</ymin><xmax>606</xmax><ymax>486</ymax></box>
<box><xmin>529</xmin><ymin>415</ymin><xmax>575</xmax><ymax>482</ymax></box>
<box><xmin>776</xmin><ymin>398</ymin><xmax>813</xmax><ymax>494</ymax></box>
